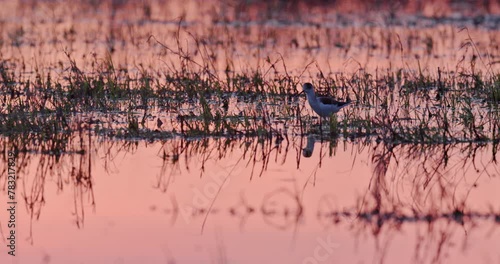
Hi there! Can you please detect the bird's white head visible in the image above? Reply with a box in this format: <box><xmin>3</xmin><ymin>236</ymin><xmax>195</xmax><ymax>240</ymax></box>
<box><xmin>302</xmin><ymin>83</ymin><xmax>315</xmax><ymax>96</ymax></box>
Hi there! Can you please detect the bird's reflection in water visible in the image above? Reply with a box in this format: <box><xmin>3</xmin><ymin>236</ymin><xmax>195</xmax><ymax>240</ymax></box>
<box><xmin>302</xmin><ymin>135</ymin><xmax>316</xmax><ymax>158</ymax></box>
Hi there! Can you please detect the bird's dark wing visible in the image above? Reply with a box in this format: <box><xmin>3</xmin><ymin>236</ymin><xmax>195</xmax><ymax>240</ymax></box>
<box><xmin>318</xmin><ymin>97</ymin><xmax>350</xmax><ymax>106</ymax></box>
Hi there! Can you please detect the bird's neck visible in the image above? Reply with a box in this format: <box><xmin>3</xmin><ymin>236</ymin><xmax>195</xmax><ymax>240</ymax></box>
<box><xmin>306</xmin><ymin>92</ymin><xmax>319</xmax><ymax>107</ymax></box>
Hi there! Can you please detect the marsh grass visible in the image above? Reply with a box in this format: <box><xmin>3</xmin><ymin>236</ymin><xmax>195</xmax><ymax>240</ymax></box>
<box><xmin>1</xmin><ymin>43</ymin><xmax>499</xmax><ymax>148</ymax></box>
<box><xmin>1</xmin><ymin>5</ymin><xmax>499</xmax><ymax>151</ymax></box>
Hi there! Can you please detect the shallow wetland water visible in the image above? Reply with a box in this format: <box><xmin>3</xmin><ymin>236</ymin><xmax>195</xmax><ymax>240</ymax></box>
<box><xmin>1</xmin><ymin>0</ymin><xmax>500</xmax><ymax>263</ymax></box>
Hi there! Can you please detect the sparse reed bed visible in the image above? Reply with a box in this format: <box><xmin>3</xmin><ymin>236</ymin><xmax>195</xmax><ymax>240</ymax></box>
<box><xmin>1</xmin><ymin>43</ymin><xmax>499</xmax><ymax>149</ymax></box>
<box><xmin>1</xmin><ymin>0</ymin><xmax>499</xmax><ymax>153</ymax></box>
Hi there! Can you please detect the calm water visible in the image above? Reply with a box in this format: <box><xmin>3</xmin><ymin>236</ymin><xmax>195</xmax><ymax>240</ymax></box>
<box><xmin>5</xmin><ymin>137</ymin><xmax>500</xmax><ymax>263</ymax></box>
<box><xmin>1</xmin><ymin>0</ymin><xmax>500</xmax><ymax>263</ymax></box>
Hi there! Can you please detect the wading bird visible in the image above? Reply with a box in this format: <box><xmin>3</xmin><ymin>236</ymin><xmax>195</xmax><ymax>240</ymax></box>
<box><xmin>302</xmin><ymin>82</ymin><xmax>351</xmax><ymax>118</ymax></box>
<box><xmin>300</xmin><ymin>82</ymin><xmax>351</xmax><ymax>134</ymax></box>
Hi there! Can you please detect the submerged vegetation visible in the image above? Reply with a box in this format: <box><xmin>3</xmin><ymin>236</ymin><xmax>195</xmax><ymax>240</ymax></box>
<box><xmin>1</xmin><ymin>28</ymin><xmax>499</xmax><ymax>149</ymax></box>
<box><xmin>1</xmin><ymin>3</ymin><xmax>499</xmax><ymax>148</ymax></box>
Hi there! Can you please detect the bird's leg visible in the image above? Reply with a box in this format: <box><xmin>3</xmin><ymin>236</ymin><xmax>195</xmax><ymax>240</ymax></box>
<box><xmin>319</xmin><ymin>117</ymin><xmax>323</xmax><ymax>135</ymax></box>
